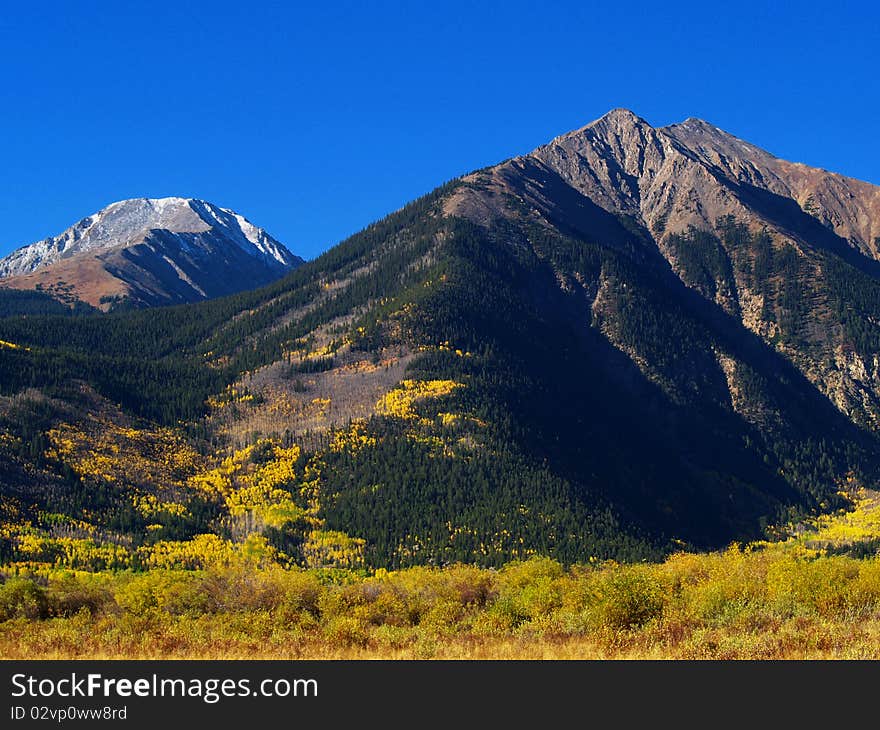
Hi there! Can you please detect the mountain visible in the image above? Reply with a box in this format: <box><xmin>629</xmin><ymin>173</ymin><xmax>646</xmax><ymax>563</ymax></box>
<box><xmin>2</xmin><ymin>110</ymin><xmax>880</xmax><ymax>571</ymax></box>
<box><xmin>664</xmin><ymin>116</ymin><xmax>880</xmax><ymax>257</ymax></box>
<box><xmin>448</xmin><ymin>108</ymin><xmax>880</xmax><ymax>428</ymax></box>
<box><xmin>0</xmin><ymin>197</ymin><xmax>303</xmax><ymax>309</ymax></box>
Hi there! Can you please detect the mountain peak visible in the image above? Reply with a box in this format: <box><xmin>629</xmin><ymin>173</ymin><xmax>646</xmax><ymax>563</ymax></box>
<box><xmin>675</xmin><ymin>116</ymin><xmax>714</xmax><ymax>128</ymax></box>
<box><xmin>0</xmin><ymin>197</ymin><xmax>302</xmax><ymax>307</ymax></box>
<box><xmin>666</xmin><ymin>116</ymin><xmax>737</xmax><ymax>141</ymax></box>
<box><xmin>109</xmin><ymin>195</ymin><xmax>192</xmax><ymax>206</ymax></box>
<box><xmin>0</xmin><ymin>197</ymin><xmax>298</xmax><ymax>277</ymax></box>
<box><xmin>589</xmin><ymin>107</ymin><xmax>650</xmax><ymax>126</ymax></box>
<box><xmin>100</xmin><ymin>196</ymin><xmax>200</xmax><ymax>219</ymax></box>
<box><xmin>538</xmin><ymin>109</ymin><xmax>654</xmax><ymax>150</ymax></box>
<box><xmin>526</xmin><ymin>108</ymin><xmax>670</xmax><ymax>218</ymax></box>
<box><xmin>662</xmin><ymin>116</ymin><xmax>781</xmax><ymax>168</ymax></box>
<box><xmin>563</xmin><ymin>108</ymin><xmax>654</xmax><ymax>139</ymax></box>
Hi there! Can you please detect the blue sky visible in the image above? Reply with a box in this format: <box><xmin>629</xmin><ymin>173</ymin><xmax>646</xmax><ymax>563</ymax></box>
<box><xmin>1</xmin><ymin>1</ymin><xmax>878</xmax><ymax>260</ymax></box>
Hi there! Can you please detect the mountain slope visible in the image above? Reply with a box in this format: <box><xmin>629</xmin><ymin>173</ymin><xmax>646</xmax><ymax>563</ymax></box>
<box><xmin>2</xmin><ymin>111</ymin><xmax>880</xmax><ymax>569</ymax></box>
<box><xmin>448</xmin><ymin>109</ymin><xmax>880</xmax><ymax>429</ymax></box>
<box><xmin>664</xmin><ymin>116</ymin><xmax>880</xmax><ymax>257</ymax></box>
<box><xmin>0</xmin><ymin>197</ymin><xmax>303</xmax><ymax>308</ymax></box>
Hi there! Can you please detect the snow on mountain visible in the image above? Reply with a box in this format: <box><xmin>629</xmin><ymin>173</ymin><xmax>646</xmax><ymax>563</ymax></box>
<box><xmin>0</xmin><ymin>197</ymin><xmax>298</xmax><ymax>278</ymax></box>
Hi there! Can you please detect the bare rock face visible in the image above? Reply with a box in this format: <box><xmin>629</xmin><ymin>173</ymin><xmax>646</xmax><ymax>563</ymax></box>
<box><xmin>0</xmin><ymin>198</ymin><xmax>302</xmax><ymax>308</ymax></box>
<box><xmin>528</xmin><ymin>109</ymin><xmax>880</xmax><ymax>254</ymax></box>
<box><xmin>664</xmin><ymin>118</ymin><xmax>880</xmax><ymax>258</ymax></box>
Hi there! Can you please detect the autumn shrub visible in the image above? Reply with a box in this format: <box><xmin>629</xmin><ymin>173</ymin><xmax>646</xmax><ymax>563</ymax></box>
<box><xmin>204</xmin><ymin>567</ymin><xmax>285</xmax><ymax>613</ymax></box>
<box><xmin>322</xmin><ymin>615</ymin><xmax>369</xmax><ymax>647</ymax></box>
<box><xmin>47</xmin><ymin>574</ymin><xmax>116</xmax><ymax>617</ymax></box>
<box><xmin>373</xmin><ymin>566</ymin><xmax>455</xmax><ymax>622</ymax></box>
<box><xmin>316</xmin><ymin>581</ymin><xmax>355</xmax><ymax>619</ymax></box>
<box><xmin>481</xmin><ymin>594</ymin><xmax>530</xmax><ymax>631</ymax></box>
<box><xmin>472</xmin><ymin>558</ymin><xmax>565</xmax><ymax>632</ymax></box>
<box><xmin>424</xmin><ymin>563</ymin><xmax>495</xmax><ymax>611</ymax></box>
<box><xmin>374</xmin><ymin>567</ymin><xmax>443</xmax><ymax>623</ymax></box>
<box><xmin>14</xmin><ymin>545</ymin><xmax>880</xmax><ymax>658</ymax></box>
<box><xmin>767</xmin><ymin>556</ymin><xmax>857</xmax><ymax>617</ymax></box>
<box><xmin>0</xmin><ymin>578</ymin><xmax>49</xmax><ymax>620</ymax></box>
<box><xmin>445</xmin><ymin>564</ymin><xmax>495</xmax><ymax>607</ymax></box>
<box><xmin>679</xmin><ymin>549</ymin><xmax>767</xmax><ymax>623</ymax></box>
<box><xmin>470</xmin><ymin>602</ymin><xmax>521</xmax><ymax>635</ymax></box>
<box><xmin>659</xmin><ymin>552</ymin><xmax>713</xmax><ymax>594</ymax></box>
<box><xmin>585</xmin><ymin>566</ymin><xmax>665</xmax><ymax>630</ymax></box>
<box><xmin>276</xmin><ymin>569</ymin><xmax>322</xmax><ymax>616</ymax></box>
<box><xmin>484</xmin><ymin>582</ymin><xmax>560</xmax><ymax>631</ymax></box>
<box><xmin>319</xmin><ymin>580</ymin><xmax>411</xmax><ymax>627</ymax></box>
<box><xmin>115</xmin><ymin>572</ymin><xmax>218</xmax><ymax>616</ymax></box>
<box><xmin>371</xmin><ymin>624</ymin><xmax>414</xmax><ymax>648</ymax></box>
<box><xmin>498</xmin><ymin>557</ymin><xmax>564</xmax><ymax>621</ymax></box>
<box><xmin>367</xmin><ymin>564</ymin><xmax>495</xmax><ymax>627</ymax></box>
<box><xmin>418</xmin><ymin>599</ymin><xmax>468</xmax><ymax>635</ymax></box>
<box><xmin>850</xmin><ymin>561</ymin><xmax>880</xmax><ymax>614</ymax></box>
<box><xmin>498</xmin><ymin>557</ymin><xmax>564</xmax><ymax>590</ymax></box>
<box><xmin>359</xmin><ymin>586</ymin><xmax>410</xmax><ymax>627</ymax></box>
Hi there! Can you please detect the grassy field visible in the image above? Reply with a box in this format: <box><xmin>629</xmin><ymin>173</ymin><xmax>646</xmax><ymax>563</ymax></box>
<box><xmin>4</xmin><ymin>490</ymin><xmax>880</xmax><ymax>660</ymax></box>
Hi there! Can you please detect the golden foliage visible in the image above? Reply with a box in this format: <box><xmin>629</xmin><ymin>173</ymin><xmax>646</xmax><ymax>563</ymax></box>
<box><xmin>329</xmin><ymin>421</ymin><xmax>377</xmax><ymax>454</ymax></box>
<box><xmin>14</xmin><ymin>535</ymin><xmax>132</xmax><ymax>571</ymax></box>
<box><xmin>0</xmin><ymin>339</ymin><xmax>27</xmax><ymax>351</ymax></box>
<box><xmin>46</xmin><ymin>418</ymin><xmax>202</xmax><ymax>489</ymax></box>
<box><xmin>138</xmin><ymin>534</ymin><xmax>236</xmax><ymax>570</ymax></box>
<box><xmin>376</xmin><ymin>379</ymin><xmax>463</xmax><ymax>420</ymax></box>
<box><xmin>302</xmin><ymin>530</ymin><xmax>366</xmax><ymax>569</ymax></box>
<box><xmin>187</xmin><ymin>439</ymin><xmax>306</xmax><ymax>530</ymax></box>
<box><xmin>207</xmin><ymin>385</ymin><xmax>255</xmax><ymax>409</ymax></box>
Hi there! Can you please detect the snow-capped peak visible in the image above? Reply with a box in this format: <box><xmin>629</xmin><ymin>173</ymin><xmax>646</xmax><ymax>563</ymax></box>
<box><xmin>0</xmin><ymin>197</ymin><xmax>298</xmax><ymax>278</ymax></box>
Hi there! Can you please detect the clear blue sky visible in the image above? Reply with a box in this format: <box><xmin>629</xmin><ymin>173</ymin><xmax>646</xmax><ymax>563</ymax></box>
<box><xmin>1</xmin><ymin>1</ymin><xmax>878</xmax><ymax>260</ymax></box>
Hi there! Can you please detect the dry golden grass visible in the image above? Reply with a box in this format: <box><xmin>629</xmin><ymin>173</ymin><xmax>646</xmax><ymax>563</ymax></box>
<box><xmin>4</xmin><ymin>615</ymin><xmax>880</xmax><ymax>660</ymax></box>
